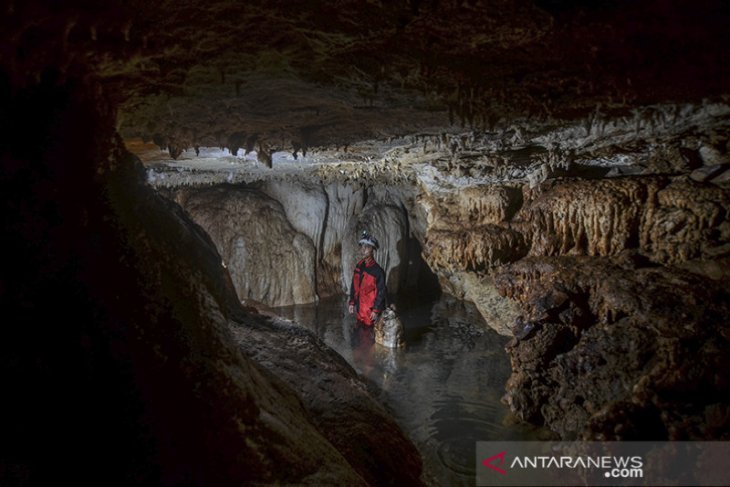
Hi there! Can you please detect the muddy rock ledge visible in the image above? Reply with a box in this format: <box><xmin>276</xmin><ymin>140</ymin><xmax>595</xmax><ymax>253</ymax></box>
<box><xmin>413</xmin><ymin>163</ymin><xmax>730</xmax><ymax>440</ymax></box>
<box><xmin>494</xmin><ymin>254</ymin><xmax>730</xmax><ymax>440</ymax></box>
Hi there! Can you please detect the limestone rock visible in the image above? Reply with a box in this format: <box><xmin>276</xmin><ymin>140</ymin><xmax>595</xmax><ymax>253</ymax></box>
<box><xmin>517</xmin><ymin>178</ymin><xmax>657</xmax><ymax>257</ymax></box>
<box><xmin>424</xmin><ymin>225</ymin><xmax>527</xmax><ymax>272</ymax></box>
<box><xmin>449</xmin><ymin>272</ymin><xmax>521</xmax><ymax>336</ymax></box>
<box><xmin>374</xmin><ymin>305</ymin><xmax>405</xmax><ymax>349</ymax></box>
<box><xmin>432</xmin><ymin>185</ymin><xmax>523</xmax><ymax>228</ymax></box>
<box><xmin>644</xmin><ymin>144</ymin><xmax>699</xmax><ymax>174</ymax></box>
<box><xmin>176</xmin><ymin>186</ymin><xmax>318</xmax><ymax>306</ymax></box>
<box><xmin>643</xmin><ymin>179</ymin><xmax>730</xmax><ymax>263</ymax></box>
<box><xmin>260</xmin><ymin>180</ymin><xmax>366</xmax><ymax>296</ymax></box>
<box><xmin>676</xmin><ymin>256</ymin><xmax>730</xmax><ymax>281</ymax></box>
<box><xmin>417</xmin><ymin>183</ymin><xmax>529</xmax><ymax>273</ymax></box>
<box><xmin>711</xmin><ymin>167</ymin><xmax>730</xmax><ymax>185</ymax></box>
<box><xmin>690</xmin><ymin>163</ymin><xmax>730</xmax><ymax>183</ymax></box>
<box><xmin>321</xmin><ymin>183</ymin><xmax>367</xmax><ymax>292</ymax></box>
<box><xmin>260</xmin><ymin>180</ymin><xmax>330</xmax><ymax>259</ymax></box>
<box><xmin>508</xmin><ymin>177</ymin><xmax>730</xmax><ymax>264</ymax></box>
<box><xmin>230</xmin><ymin>314</ymin><xmax>422</xmax><ymax>486</ymax></box>
<box><xmin>495</xmin><ymin>255</ymin><xmax>730</xmax><ymax>440</ymax></box>
<box><xmin>172</xmin><ymin>182</ymin><xmax>434</xmax><ymax>306</ymax></box>
<box><xmin>699</xmin><ymin>144</ymin><xmax>728</xmax><ymax>167</ymax></box>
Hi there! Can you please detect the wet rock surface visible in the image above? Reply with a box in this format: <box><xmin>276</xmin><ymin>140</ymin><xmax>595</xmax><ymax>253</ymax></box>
<box><xmin>229</xmin><ymin>314</ymin><xmax>422</xmax><ymax>486</ymax></box>
<box><xmin>174</xmin><ymin>185</ymin><xmax>319</xmax><ymax>306</ymax></box>
<box><xmin>171</xmin><ymin>180</ymin><xmax>438</xmax><ymax>307</ymax></box>
<box><xmin>495</xmin><ymin>254</ymin><xmax>730</xmax><ymax>440</ymax></box>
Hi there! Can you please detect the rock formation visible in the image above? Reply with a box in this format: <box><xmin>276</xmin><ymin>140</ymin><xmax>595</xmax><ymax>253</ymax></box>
<box><xmin>495</xmin><ymin>255</ymin><xmax>730</xmax><ymax>440</ymax></box>
<box><xmin>175</xmin><ymin>185</ymin><xmax>319</xmax><ymax>305</ymax></box>
<box><xmin>230</xmin><ymin>315</ymin><xmax>421</xmax><ymax>486</ymax></box>
<box><xmin>170</xmin><ymin>180</ymin><xmax>432</xmax><ymax>307</ymax></box>
<box><xmin>406</xmin><ymin>127</ymin><xmax>730</xmax><ymax>440</ymax></box>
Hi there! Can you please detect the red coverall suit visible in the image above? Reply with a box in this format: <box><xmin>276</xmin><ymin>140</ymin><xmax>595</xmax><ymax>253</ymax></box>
<box><xmin>349</xmin><ymin>256</ymin><xmax>387</xmax><ymax>326</ymax></box>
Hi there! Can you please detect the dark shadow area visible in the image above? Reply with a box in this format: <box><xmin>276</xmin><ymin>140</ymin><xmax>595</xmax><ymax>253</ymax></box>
<box><xmin>0</xmin><ymin>70</ymin><xmax>160</xmax><ymax>486</ymax></box>
<box><xmin>397</xmin><ymin>235</ymin><xmax>442</xmax><ymax>307</ymax></box>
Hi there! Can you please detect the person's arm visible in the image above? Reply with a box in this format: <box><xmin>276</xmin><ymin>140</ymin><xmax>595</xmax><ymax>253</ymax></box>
<box><xmin>371</xmin><ymin>267</ymin><xmax>387</xmax><ymax>316</ymax></box>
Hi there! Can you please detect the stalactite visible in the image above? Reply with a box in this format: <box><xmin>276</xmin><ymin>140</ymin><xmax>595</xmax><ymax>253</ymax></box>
<box><xmin>227</xmin><ymin>131</ymin><xmax>245</xmax><ymax>157</ymax></box>
<box><xmin>257</xmin><ymin>142</ymin><xmax>272</xmax><ymax>168</ymax></box>
<box><xmin>168</xmin><ymin>144</ymin><xmax>182</xmax><ymax>160</ymax></box>
<box><xmin>245</xmin><ymin>134</ymin><xmax>258</xmax><ymax>155</ymax></box>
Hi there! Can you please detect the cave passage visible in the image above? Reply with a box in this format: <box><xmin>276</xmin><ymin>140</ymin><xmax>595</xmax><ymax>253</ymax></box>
<box><xmin>272</xmin><ymin>294</ymin><xmax>551</xmax><ymax>485</ymax></box>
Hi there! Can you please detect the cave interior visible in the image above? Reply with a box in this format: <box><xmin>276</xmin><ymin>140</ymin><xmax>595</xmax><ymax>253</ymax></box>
<box><xmin>2</xmin><ymin>0</ymin><xmax>730</xmax><ymax>485</ymax></box>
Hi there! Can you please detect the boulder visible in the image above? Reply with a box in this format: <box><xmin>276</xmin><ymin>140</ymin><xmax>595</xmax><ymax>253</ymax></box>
<box><xmin>374</xmin><ymin>305</ymin><xmax>405</xmax><ymax>349</ymax></box>
<box><xmin>495</xmin><ymin>255</ymin><xmax>730</xmax><ymax>440</ymax></box>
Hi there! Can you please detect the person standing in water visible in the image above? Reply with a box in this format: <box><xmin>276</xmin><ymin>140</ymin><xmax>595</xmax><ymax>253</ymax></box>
<box><xmin>348</xmin><ymin>231</ymin><xmax>387</xmax><ymax>327</ymax></box>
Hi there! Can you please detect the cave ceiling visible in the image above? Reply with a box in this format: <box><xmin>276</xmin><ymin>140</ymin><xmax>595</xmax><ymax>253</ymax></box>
<box><xmin>5</xmin><ymin>0</ymin><xmax>730</xmax><ymax>155</ymax></box>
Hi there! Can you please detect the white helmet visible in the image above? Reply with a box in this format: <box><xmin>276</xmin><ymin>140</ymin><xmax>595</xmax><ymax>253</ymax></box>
<box><xmin>358</xmin><ymin>230</ymin><xmax>379</xmax><ymax>250</ymax></box>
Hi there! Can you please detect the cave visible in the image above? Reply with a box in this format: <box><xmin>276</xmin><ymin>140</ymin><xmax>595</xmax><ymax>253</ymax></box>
<box><xmin>2</xmin><ymin>1</ymin><xmax>729</xmax><ymax>486</ymax></box>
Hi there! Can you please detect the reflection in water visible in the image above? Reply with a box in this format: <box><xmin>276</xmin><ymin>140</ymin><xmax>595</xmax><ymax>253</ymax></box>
<box><xmin>348</xmin><ymin>322</ymin><xmax>376</xmax><ymax>376</ymax></box>
<box><xmin>273</xmin><ymin>294</ymin><xmax>550</xmax><ymax>486</ymax></box>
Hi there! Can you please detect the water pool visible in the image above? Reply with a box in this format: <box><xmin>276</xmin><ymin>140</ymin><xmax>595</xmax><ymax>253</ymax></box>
<box><xmin>273</xmin><ymin>294</ymin><xmax>551</xmax><ymax>485</ymax></box>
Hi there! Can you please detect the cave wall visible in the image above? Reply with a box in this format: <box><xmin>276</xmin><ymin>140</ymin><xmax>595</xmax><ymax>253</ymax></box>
<box><xmin>174</xmin><ymin>185</ymin><xmax>319</xmax><ymax>304</ymax></box>
<box><xmin>415</xmin><ymin>187</ymin><xmax>728</xmax><ymax>442</ymax></box>
<box><xmin>494</xmin><ymin>256</ymin><xmax>730</xmax><ymax>440</ymax></box>
<box><xmin>171</xmin><ymin>181</ymin><xmax>436</xmax><ymax>307</ymax></box>
<box><xmin>404</xmin><ymin>121</ymin><xmax>730</xmax><ymax>440</ymax></box>
<box><xmin>412</xmin><ymin>165</ymin><xmax>730</xmax><ymax>335</ymax></box>
<box><xmin>0</xmin><ymin>74</ymin><xmax>424</xmax><ymax>486</ymax></box>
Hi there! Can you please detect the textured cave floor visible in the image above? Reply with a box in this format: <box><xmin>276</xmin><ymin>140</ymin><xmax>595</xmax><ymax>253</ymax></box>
<box><xmin>273</xmin><ymin>294</ymin><xmax>554</xmax><ymax>486</ymax></box>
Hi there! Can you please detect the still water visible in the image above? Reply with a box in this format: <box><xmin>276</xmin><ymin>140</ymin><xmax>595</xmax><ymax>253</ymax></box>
<box><xmin>273</xmin><ymin>294</ymin><xmax>549</xmax><ymax>486</ymax></box>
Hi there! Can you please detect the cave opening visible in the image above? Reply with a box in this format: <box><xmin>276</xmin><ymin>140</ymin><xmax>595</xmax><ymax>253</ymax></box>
<box><xmin>397</xmin><ymin>233</ymin><xmax>442</xmax><ymax>304</ymax></box>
